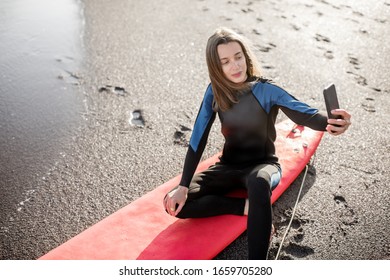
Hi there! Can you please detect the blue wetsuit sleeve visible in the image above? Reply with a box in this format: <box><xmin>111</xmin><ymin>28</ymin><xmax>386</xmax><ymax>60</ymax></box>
<box><xmin>252</xmin><ymin>82</ymin><xmax>328</xmax><ymax>131</ymax></box>
<box><xmin>179</xmin><ymin>85</ymin><xmax>216</xmax><ymax>188</ymax></box>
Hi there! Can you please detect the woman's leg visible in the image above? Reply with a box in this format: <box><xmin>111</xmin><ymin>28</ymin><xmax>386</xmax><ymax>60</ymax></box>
<box><xmin>244</xmin><ymin>164</ymin><xmax>281</xmax><ymax>260</ymax></box>
<box><xmin>166</xmin><ymin>163</ymin><xmax>247</xmax><ymax>218</ymax></box>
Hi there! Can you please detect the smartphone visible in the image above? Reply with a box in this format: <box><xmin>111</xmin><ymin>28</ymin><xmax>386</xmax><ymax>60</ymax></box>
<box><xmin>323</xmin><ymin>84</ymin><xmax>341</xmax><ymax>119</ymax></box>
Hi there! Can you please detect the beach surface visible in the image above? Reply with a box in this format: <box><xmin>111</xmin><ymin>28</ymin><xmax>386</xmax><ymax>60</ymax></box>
<box><xmin>1</xmin><ymin>0</ymin><xmax>389</xmax><ymax>260</ymax></box>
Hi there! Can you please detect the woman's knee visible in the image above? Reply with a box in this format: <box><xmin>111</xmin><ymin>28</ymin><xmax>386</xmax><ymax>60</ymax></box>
<box><xmin>246</xmin><ymin>173</ymin><xmax>271</xmax><ymax>203</ymax></box>
<box><xmin>247</xmin><ymin>170</ymin><xmax>271</xmax><ymax>188</ymax></box>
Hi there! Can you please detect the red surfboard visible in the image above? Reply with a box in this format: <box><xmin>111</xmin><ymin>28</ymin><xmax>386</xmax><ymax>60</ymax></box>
<box><xmin>39</xmin><ymin>119</ymin><xmax>323</xmax><ymax>260</ymax></box>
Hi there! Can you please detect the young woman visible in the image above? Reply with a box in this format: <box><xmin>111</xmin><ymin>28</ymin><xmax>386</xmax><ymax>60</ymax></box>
<box><xmin>163</xmin><ymin>27</ymin><xmax>351</xmax><ymax>259</ymax></box>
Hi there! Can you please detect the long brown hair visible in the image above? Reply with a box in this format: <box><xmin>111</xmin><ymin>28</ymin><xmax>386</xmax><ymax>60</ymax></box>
<box><xmin>206</xmin><ymin>27</ymin><xmax>262</xmax><ymax>111</ymax></box>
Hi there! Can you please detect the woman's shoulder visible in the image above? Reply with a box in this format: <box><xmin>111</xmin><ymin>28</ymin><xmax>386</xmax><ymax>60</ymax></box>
<box><xmin>251</xmin><ymin>77</ymin><xmax>282</xmax><ymax>92</ymax></box>
<box><xmin>204</xmin><ymin>83</ymin><xmax>214</xmax><ymax>97</ymax></box>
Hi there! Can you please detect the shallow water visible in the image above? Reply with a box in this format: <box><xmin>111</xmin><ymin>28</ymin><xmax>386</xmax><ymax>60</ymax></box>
<box><xmin>0</xmin><ymin>0</ymin><xmax>84</xmax><ymax>217</ymax></box>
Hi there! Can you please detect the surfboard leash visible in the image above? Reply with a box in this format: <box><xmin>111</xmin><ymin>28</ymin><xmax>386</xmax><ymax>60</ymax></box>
<box><xmin>274</xmin><ymin>163</ymin><xmax>310</xmax><ymax>260</ymax></box>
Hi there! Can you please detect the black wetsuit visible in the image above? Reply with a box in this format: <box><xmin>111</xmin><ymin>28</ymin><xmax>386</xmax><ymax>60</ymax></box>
<box><xmin>169</xmin><ymin>79</ymin><xmax>327</xmax><ymax>259</ymax></box>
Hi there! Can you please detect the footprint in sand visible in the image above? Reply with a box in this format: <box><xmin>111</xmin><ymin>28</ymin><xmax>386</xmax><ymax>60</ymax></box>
<box><xmin>333</xmin><ymin>194</ymin><xmax>359</xmax><ymax>227</ymax></box>
<box><xmin>262</xmin><ymin>65</ymin><xmax>275</xmax><ymax>70</ymax></box>
<box><xmin>129</xmin><ymin>110</ymin><xmax>145</xmax><ymax>128</ymax></box>
<box><xmin>219</xmin><ymin>16</ymin><xmax>233</xmax><ymax>21</ymax></box>
<box><xmin>352</xmin><ymin>10</ymin><xmax>364</xmax><ymax>17</ymax></box>
<box><xmin>329</xmin><ymin>194</ymin><xmax>359</xmax><ymax>240</ymax></box>
<box><xmin>369</xmin><ymin>87</ymin><xmax>382</xmax><ymax>93</ymax></box>
<box><xmin>254</xmin><ymin>42</ymin><xmax>277</xmax><ymax>53</ymax></box>
<box><xmin>314</xmin><ymin>33</ymin><xmax>331</xmax><ymax>43</ymax></box>
<box><xmin>374</xmin><ymin>18</ymin><xmax>387</xmax><ymax>24</ymax></box>
<box><xmin>359</xmin><ymin>29</ymin><xmax>369</xmax><ymax>35</ymax></box>
<box><xmin>324</xmin><ymin>50</ymin><xmax>334</xmax><ymax>59</ymax></box>
<box><xmin>346</xmin><ymin>71</ymin><xmax>368</xmax><ymax>86</ymax></box>
<box><xmin>317</xmin><ymin>0</ymin><xmax>341</xmax><ymax>10</ymax></box>
<box><xmin>283</xmin><ymin>242</ymin><xmax>315</xmax><ymax>258</ymax></box>
<box><xmin>281</xmin><ymin>218</ymin><xmax>307</xmax><ymax>244</ymax></box>
<box><xmin>241</xmin><ymin>8</ymin><xmax>254</xmax><ymax>13</ymax></box>
<box><xmin>173</xmin><ymin>125</ymin><xmax>192</xmax><ymax>146</ymax></box>
<box><xmin>348</xmin><ymin>54</ymin><xmax>361</xmax><ymax>70</ymax></box>
<box><xmin>272</xmin><ymin>213</ymin><xmax>314</xmax><ymax>259</ymax></box>
<box><xmin>99</xmin><ymin>85</ymin><xmax>127</xmax><ymax>96</ymax></box>
<box><xmin>252</xmin><ymin>28</ymin><xmax>261</xmax><ymax>35</ymax></box>
<box><xmin>361</xmin><ymin>97</ymin><xmax>376</xmax><ymax>113</ymax></box>
<box><xmin>290</xmin><ymin>24</ymin><xmax>301</xmax><ymax>31</ymax></box>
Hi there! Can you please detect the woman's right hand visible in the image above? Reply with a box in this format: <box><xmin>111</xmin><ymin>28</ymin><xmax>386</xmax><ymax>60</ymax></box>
<box><xmin>163</xmin><ymin>185</ymin><xmax>188</xmax><ymax>216</ymax></box>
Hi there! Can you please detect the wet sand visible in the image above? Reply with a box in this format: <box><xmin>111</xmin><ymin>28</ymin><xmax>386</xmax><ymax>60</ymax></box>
<box><xmin>0</xmin><ymin>0</ymin><xmax>84</xmax><ymax>226</ymax></box>
<box><xmin>1</xmin><ymin>0</ymin><xmax>389</xmax><ymax>260</ymax></box>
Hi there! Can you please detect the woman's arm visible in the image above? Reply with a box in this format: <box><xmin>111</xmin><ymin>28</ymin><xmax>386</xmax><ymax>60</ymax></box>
<box><xmin>164</xmin><ymin>85</ymin><xmax>216</xmax><ymax>216</ymax></box>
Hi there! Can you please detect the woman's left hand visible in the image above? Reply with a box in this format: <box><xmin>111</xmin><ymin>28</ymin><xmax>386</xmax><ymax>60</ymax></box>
<box><xmin>326</xmin><ymin>109</ymin><xmax>351</xmax><ymax>136</ymax></box>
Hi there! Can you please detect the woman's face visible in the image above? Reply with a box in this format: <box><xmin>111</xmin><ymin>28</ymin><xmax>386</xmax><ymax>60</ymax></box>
<box><xmin>217</xmin><ymin>41</ymin><xmax>248</xmax><ymax>84</ymax></box>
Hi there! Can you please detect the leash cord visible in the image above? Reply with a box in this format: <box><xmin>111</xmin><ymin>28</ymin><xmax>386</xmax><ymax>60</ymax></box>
<box><xmin>274</xmin><ymin>164</ymin><xmax>309</xmax><ymax>260</ymax></box>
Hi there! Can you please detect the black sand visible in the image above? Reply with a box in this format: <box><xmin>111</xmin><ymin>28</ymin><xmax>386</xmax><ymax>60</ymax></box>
<box><xmin>1</xmin><ymin>0</ymin><xmax>389</xmax><ymax>260</ymax></box>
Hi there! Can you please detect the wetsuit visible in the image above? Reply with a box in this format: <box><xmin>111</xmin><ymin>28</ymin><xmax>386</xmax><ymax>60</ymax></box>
<box><xmin>168</xmin><ymin>78</ymin><xmax>328</xmax><ymax>259</ymax></box>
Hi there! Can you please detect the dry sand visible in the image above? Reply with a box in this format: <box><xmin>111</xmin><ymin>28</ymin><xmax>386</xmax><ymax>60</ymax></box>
<box><xmin>1</xmin><ymin>0</ymin><xmax>389</xmax><ymax>260</ymax></box>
